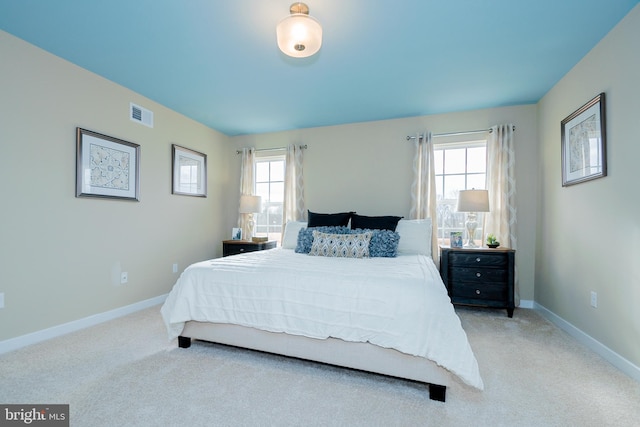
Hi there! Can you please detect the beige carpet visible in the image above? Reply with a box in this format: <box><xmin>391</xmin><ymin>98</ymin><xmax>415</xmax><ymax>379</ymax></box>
<box><xmin>1</xmin><ymin>306</ymin><xmax>639</xmax><ymax>426</ymax></box>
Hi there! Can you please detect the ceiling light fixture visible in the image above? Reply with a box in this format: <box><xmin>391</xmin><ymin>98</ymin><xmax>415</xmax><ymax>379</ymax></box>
<box><xmin>276</xmin><ymin>2</ymin><xmax>322</xmax><ymax>58</ymax></box>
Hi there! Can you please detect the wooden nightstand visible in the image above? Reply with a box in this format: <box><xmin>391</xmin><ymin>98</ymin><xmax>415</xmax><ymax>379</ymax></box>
<box><xmin>222</xmin><ymin>240</ymin><xmax>277</xmax><ymax>257</ymax></box>
<box><xmin>440</xmin><ymin>246</ymin><xmax>515</xmax><ymax>317</ymax></box>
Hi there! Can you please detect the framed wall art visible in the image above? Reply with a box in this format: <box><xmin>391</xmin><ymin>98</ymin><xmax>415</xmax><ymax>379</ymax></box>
<box><xmin>76</xmin><ymin>128</ymin><xmax>140</xmax><ymax>200</ymax></box>
<box><xmin>561</xmin><ymin>93</ymin><xmax>607</xmax><ymax>186</ymax></box>
<box><xmin>172</xmin><ymin>144</ymin><xmax>207</xmax><ymax>197</ymax></box>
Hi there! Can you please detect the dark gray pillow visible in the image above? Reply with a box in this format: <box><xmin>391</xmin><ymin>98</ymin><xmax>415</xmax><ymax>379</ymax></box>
<box><xmin>350</xmin><ymin>214</ymin><xmax>403</xmax><ymax>231</ymax></box>
<box><xmin>307</xmin><ymin>210</ymin><xmax>354</xmax><ymax>227</ymax></box>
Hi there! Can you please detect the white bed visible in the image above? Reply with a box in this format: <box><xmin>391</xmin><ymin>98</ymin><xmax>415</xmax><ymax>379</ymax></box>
<box><xmin>161</xmin><ymin>220</ymin><xmax>483</xmax><ymax>401</ymax></box>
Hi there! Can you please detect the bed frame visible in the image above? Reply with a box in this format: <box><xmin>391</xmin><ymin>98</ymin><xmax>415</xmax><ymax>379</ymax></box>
<box><xmin>177</xmin><ymin>321</ymin><xmax>451</xmax><ymax>402</ymax></box>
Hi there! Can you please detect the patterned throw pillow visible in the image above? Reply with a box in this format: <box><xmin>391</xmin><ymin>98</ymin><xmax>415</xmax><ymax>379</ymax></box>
<box><xmin>295</xmin><ymin>226</ymin><xmax>351</xmax><ymax>253</ymax></box>
<box><xmin>309</xmin><ymin>231</ymin><xmax>372</xmax><ymax>258</ymax></box>
<box><xmin>354</xmin><ymin>228</ymin><xmax>400</xmax><ymax>257</ymax></box>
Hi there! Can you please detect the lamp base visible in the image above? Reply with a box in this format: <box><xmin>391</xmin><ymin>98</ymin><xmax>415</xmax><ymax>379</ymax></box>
<box><xmin>246</xmin><ymin>215</ymin><xmax>255</xmax><ymax>241</ymax></box>
<box><xmin>464</xmin><ymin>212</ymin><xmax>478</xmax><ymax>248</ymax></box>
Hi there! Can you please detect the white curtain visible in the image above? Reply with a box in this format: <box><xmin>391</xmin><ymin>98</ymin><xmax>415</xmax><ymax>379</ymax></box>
<box><xmin>484</xmin><ymin>124</ymin><xmax>518</xmax><ymax>303</ymax></box>
<box><xmin>237</xmin><ymin>147</ymin><xmax>255</xmax><ymax>240</ymax></box>
<box><xmin>409</xmin><ymin>132</ymin><xmax>439</xmax><ymax>266</ymax></box>
<box><xmin>282</xmin><ymin>144</ymin><xmax>306</xmax><ymax>236</ymax></box>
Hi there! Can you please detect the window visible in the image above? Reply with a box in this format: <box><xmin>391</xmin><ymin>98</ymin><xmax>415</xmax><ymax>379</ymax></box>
<box><xmin>254</xmin><ymin>155</ymin><xmax>285</xmax><ymax>243</ymax></box>
<box><xmin>434</xmin><ymin>139</ymin><xmax>487</xmax><ymax>244</ymax></box>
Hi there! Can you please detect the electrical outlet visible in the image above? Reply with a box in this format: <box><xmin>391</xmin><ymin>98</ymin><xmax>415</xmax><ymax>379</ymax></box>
<box><xmin>172</xmin><ymin>263</ymin><xmax>178</xmax><ymax>273</ymax></box>
<box><xmin>590</xmin><ymin>291</ymin><xmax>598</xmax><ymax>308</ymax></box>
<box><xmin>0</xmin><ymin>292</ymin><xmax>4</xmax><ymax>309</ymax></box>
<box><xmin>121</xmin><ymin>272</ymin><xmax>128</xmax><ymax>284</ymax></box>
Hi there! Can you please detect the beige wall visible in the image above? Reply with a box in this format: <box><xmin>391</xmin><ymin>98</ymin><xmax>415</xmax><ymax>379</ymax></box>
<box><xmin>0</xmin><ymin>31</ymin><xmax>231</xmax><ymax>341</ymax></box>
<box><xmin>537</xmin><ymin>5</ymin><xmax>640</xmax><ymax>368</ymax></box>
<box><xmin>230</xmin><ymin>104</ymin><xmax>539</xmax><ymax>302</ymax></box>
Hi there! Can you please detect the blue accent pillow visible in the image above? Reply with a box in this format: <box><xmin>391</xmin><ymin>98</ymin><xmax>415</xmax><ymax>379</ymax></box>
<box><xmin>353</xmin><ymin>228</ymin><xmax>400</xmax><ymax>257</ymax></box>
<box><xmin>295</xmin><ymin>226</ymin><xmax>352</xmax><ymax>253</ymax></box>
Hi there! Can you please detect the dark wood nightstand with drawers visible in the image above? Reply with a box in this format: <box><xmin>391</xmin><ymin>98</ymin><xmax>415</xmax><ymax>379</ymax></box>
<box><xmin>440</xmin><ymin>247</ymin><xmax>515</xmax><ymax>317</ymax></box>
<box><xmin>222</xmin><ymin>240</ymin><xmax>277</xmax><ymax>257</ymax></box>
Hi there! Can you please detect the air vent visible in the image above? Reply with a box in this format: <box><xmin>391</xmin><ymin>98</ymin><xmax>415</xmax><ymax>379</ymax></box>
<box><xmin>130</xmin><ymin>102</ymin><xmax>154</xmax><ymax>128</ymax></box>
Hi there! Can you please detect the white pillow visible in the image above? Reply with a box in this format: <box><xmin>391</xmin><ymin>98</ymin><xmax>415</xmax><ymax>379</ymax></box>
<box><xmin>396</xmin><ymin>219</ymin><xmax>432</xmax><ymax>256</ymax></box>
<box><xmin>282</xmin><ymin>221</ymin><xmax>308</xmax><ymax>249</ymax></box>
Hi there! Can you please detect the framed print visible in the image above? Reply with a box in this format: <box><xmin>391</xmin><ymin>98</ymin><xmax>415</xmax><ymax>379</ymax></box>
<box><xmin>561</xmin><ymin>93</ymin><xmax>607</xmax><ymax>186</ymax></box>
<box><xmin>232</xmin><ymin>228</ymin><xmax>242</xmax><ymax>240</ymax></box>
<box><xmin>76</xmin><ymin>128</ymin><xmax>140</xmax><ymax>201</ymax></box>
<box><xmin>450</xmin><ymin>231</ymin><xmax>463</xmax><ymax>248</ymax></box>
<box><xmin>172</xmin><ymin>144</ymin><xmax>207</xmax><ymax>197</ymax></box>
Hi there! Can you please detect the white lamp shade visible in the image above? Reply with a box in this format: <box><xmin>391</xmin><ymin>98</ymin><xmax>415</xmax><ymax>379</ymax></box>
<box><xmin>239</xmin><ymin>195</ymin><xmax>262</xmax><ymax>214</ymax></box>
<box><xmin>276</xmin><ymin>13</ymin><xmax>322</xmax><ymax>58</ymax></box>
<box><xmin>456</xmin><ymin>190</ymin><xmax>490</xmax><ymax>212</ymax></box>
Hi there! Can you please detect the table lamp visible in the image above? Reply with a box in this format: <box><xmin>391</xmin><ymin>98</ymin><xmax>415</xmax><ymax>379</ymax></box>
<box><xmin>239</xmin><ymin>195</ymin><xmax>262</xmax><ymax>240</ymax></box>
<box><xmin>456</xmin><ymin>189</ymin><xmax>489</xmax><ymax>248</ymax></box>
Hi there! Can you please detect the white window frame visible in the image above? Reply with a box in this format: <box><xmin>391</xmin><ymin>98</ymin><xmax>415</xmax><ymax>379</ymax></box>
<box><xmin>434</xmin><ymin>138</ymin><xmax>488</xmax><ymax>245</ymax></box>
<box><xmin>253</xmin><ymin>153</ymin><xmax>285</xmax><ymax>243</ymax></box>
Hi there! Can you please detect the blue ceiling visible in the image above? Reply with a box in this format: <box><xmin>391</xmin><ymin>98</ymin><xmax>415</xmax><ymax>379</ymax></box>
<box><xmin>1</xmin><ymin>1</ymin><xmax>637</xmax><ymax>136</ymax></box>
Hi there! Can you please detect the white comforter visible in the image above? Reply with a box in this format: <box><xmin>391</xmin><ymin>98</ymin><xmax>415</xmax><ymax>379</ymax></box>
<box><xmin>161</xmin><ymin>248</ymin><xmax>483</xmax><ymax>389</ymax></box>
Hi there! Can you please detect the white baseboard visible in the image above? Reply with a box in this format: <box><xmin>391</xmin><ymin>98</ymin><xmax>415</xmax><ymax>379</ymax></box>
<box><xmin>0</xmin><ymin>294</ymin><xmax>168</xmax><ymax>355</ymax></box>
<box><xmin>518</xmin><ymin>299</ymin><xmax>535</xmax><ymax>309</ymax></box>
<box><xmin>535</xmin><ymin>302</ymin><xmax>640</xmax><ymax>383</ymax></box>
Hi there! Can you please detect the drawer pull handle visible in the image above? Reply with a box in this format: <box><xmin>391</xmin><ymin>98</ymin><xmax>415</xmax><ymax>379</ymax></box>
<box><xmin>476</xmin><ymin>257</ymin><xmax>481</xmax><ymax>262</ymax></box>
<box><xmin>475</xmin><ymin>289</ymin><xmax>481</xmax><ymax>295</ymax></box>
<box><xmin>476</xmin><ymin>272</ymin><xmax>482</xmax><ymax>278</ymax></box>
<box><xmin>239</xmin><ymin>248</ymin><xmax>245</xmax><ymax>252</ymax></box>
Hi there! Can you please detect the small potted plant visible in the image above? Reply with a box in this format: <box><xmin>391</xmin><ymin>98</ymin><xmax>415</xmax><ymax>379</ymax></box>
<box><xmin>486</xmin><ymin>233</ymin><xmax>500</xmax><ymax>248</ymax></box>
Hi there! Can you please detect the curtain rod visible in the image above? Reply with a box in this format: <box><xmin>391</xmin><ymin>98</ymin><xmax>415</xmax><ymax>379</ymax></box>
<box><xmin>236</xmin><ymin>144</ymin><xmax>307</xmax><ymax>155</ymax></box>
<box><xmin>406</xmin><ymin>125</ymin><xmax>515</xmax><ymax>141</ymax></box>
